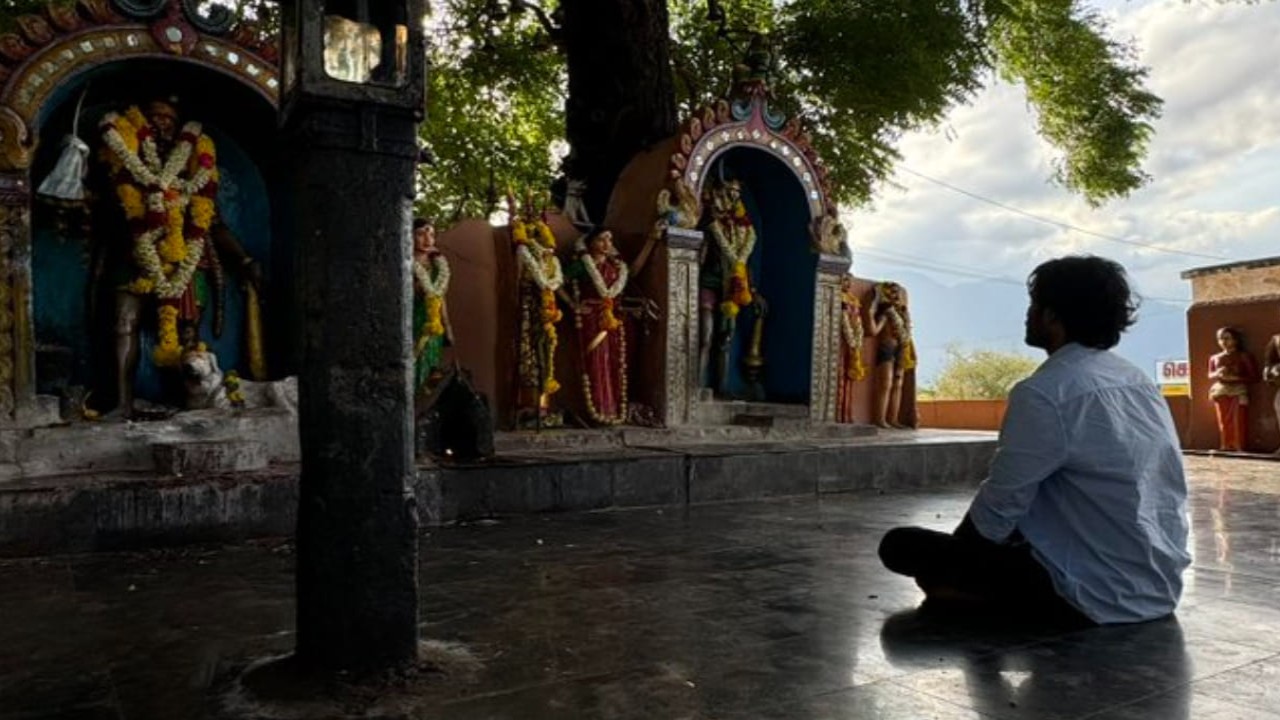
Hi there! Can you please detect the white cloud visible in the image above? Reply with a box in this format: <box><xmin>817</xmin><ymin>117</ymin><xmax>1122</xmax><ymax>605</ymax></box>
<box><xmin>848</xmin><ymin>0</ymin><xmax>1280</xmax><ymax>298</ymax></box>
<box><xmin>844</xmin><ymin>0</ymin><xmax>1280</xmax><ymax>377</ymax></box>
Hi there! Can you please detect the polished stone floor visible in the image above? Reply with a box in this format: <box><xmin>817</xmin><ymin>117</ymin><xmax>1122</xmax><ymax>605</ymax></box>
<box><xmin>2</xmin><ymin>455</ymin><xmax>1279</xmax><ymax>719</ymax></box>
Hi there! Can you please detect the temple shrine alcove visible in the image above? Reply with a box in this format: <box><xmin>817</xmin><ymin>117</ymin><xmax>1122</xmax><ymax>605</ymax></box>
<box><xmin>32</xmin><ymin>61</ymin><xmax>283</xmax><ymax>410</ymax></box>
<box><xmin>0</xmin><ymin>0</ymin><xmax>286</xmax><ymax>424</ymax></box>
<box><xmin>604</xmin><ymin>87</ymin><xmax>853</xmax><ymax>427</ymax></box>
<box><xmin>698</xmin><ymin>146</ymin><xmax>818</xmax><ymax>405</ymax></box>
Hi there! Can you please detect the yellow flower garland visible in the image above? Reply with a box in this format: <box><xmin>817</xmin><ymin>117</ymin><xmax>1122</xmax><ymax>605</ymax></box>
<box><xmin>154</xmin><ymin>305</ymin><xmax>183</xmax><ymax>367</ymax></box>
<box><xmin>730</xmin><ymin>262</ymin><xmax>753</xmax><ymax>306</ymax></box>
<box><xmin>541</xmin><ymin>288</ymin><xmax>562</xmax><ymax>395</ymax></box>
<box><xmin>425</xmin><ymin>296</ymin><xmax>445</xmax><ymax>337</ymax></box>
<box><xmin>840</xmin><ymin>292</ymin><xmax>867</xmax><ymax>382</ymax></box>
<box><xmin>160</xmin><ymin>201</ymin><xmax>187</xmax><ymax>263</ymax></box>
<box><xmin>600</xmin><ymin>297</ymin><xmax>621</xmax><ymax>332</ymax></box>
<box><xmin>117</xmin><ymin>184</ymin><xmax>144</xmax><ymax>220</ymax></box>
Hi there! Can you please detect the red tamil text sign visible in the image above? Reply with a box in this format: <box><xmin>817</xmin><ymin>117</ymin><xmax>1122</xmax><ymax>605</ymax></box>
<box><xmin>1156</xmin><ymin>359</ymin><xmax>1190</xmax><ymax>397</ymax></box>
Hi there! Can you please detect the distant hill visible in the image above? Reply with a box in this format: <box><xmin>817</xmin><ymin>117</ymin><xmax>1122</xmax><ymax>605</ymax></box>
<box><xmin>881</xmin><ymin>271</ymin><xmax>1189</xmax><ymax>386</ymax></box>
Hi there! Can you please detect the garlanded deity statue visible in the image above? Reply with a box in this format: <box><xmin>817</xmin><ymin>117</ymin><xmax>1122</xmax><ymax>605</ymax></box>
<box><xmin>411</xmin><ymin>218</ymin><xmax>453</xmax><ymax>396</ymax></box>
<box><xmin>565</xmin><ymin>228</ymin><xmax>631</xmax><ymax>426</ymax></box>
<box><xmin>1208</xmin><ymin>327</ymin><xmax>1259</xmax><ymax>452</ymax></box>
<box><xmin>867</xmin><ymin>282</ymin><xmax>917</xmax><ymax>429</ymax></box>
<box><xmin>1265</xmin><ymin>325</ymin><xmax>1280</xmax><ymax>454</ymax></box>
<box><xmin>508</xmin><ymin>190</ymin><xmax>565</xmax><ymax>426</ymax></box>
<box><xmin>93</xmin><ymin>97</ymin><xmax>263</xmax><ymax>418</ymax></box>
<box><xmin>699</xmin><ymin>178</ymin><xmax>764</xmax><ymax>395</ymax></box>
<box><xmin>836</xmin><ymin>275</ymin><xmax>867</xmax><ymax>424</ymax></box>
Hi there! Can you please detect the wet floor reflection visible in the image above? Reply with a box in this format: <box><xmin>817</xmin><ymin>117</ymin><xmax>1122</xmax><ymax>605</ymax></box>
<box><xmin>2</xmin><ymin>456</ymin><xmax>1280</xmax><ymax>718</ymax></box>
<box><xmin>881</xmin><ymin>612</ymin><xmax>1191</xmax><ymax>720</ymax></box>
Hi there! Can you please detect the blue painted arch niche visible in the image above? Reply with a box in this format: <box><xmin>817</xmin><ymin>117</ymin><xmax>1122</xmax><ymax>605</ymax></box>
<box><xmin>29</xmin><ymin>58</ymin><xmax>288</xmax><ymax>409</ymax></box>
<box><xmin>702</xmin><ymin>146</ymin><xmax>817</xmax><ymax>404</ymax></box>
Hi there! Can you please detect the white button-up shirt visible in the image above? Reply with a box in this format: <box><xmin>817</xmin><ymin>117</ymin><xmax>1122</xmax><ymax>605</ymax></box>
<box><xmin>968</xmin><ymin>342</ymin><xmax>1192</xmax><ymax>624</ymax></box>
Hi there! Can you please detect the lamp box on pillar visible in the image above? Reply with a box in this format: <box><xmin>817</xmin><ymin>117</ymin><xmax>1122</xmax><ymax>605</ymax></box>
<box><xmin>279</xmin><ymin>0</ymin><xmax>427</xmax><ymax>674</ymax></box>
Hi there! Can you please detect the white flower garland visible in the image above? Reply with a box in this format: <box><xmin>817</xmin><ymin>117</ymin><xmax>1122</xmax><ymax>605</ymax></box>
<box><xmin>887</xmin><ymin>306</ymin><xmax>912</xmax><ymax>343</ymax></box>
<box><xmin>102</xmin><ymin>116</ymin><xmax>212</xmax><ymax>196</ymax></box>
<box><xmin>517</xmin><ymin>243</ymin><xmax>564</xmax><ymax>291</ymax></box>
<box><xmin>709</xmin><ymin>218</ymin><xmax>756</xmax><ymax>267</ymax></box>
<box><xmin>582</xmin><ymin>254</ymin><xmax>628</xmax><ymax>299</ymax></box>
<box><xmin>102</xmin><ymin>114</ymin><xmax>216</xmax><ymax>300</ymax></box>
<box><xmin>413</xmin><ymin>254</ymin><xmax>451</xmax><ymax>297</ymax></box>
<box><xmin>132</xmin><ymin>227</ymin><xmax>206</xmax><ymax>299</ymax></box>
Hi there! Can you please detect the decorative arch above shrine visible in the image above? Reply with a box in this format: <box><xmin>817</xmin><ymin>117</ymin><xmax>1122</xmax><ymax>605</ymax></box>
<box><xmin>0</xmin><ymin>0</ymin><xmax>279</xmax><ymax>172</ymax></box>
<box><xmin>666</xmin><ymin>87</ymin><xmax>847</xmax><ymax>258</ymax></box>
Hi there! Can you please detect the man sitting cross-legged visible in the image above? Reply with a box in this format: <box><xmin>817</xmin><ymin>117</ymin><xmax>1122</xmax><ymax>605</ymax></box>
<box><xmin>879</xmin><ymin>255</ymin><xmax>1191</xmax><ymax>626</ymax></box>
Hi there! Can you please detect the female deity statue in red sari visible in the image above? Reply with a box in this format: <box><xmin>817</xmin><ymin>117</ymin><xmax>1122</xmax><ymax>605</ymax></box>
<box><xmin>1208</xmin><ymin>326</ymin><xmax>1259</xmax><ymax>452</ymax></box>
<box><xmin>565</xmin><ymin>228</ymin><xmax>631</xmax><ymax>425</ymax></box>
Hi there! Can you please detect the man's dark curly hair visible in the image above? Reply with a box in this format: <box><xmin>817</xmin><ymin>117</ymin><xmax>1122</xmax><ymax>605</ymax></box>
<box><xmin>1028</xmin><ymin>256</ymin><xmax>1139</xmax><ymax>350</ymax></box>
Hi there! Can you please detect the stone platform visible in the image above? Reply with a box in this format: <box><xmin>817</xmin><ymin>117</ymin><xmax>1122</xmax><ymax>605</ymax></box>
<box><xmin>0</xmin><ymin>427</ymin><xmax>996</xmax><ymax>557</ymax></box>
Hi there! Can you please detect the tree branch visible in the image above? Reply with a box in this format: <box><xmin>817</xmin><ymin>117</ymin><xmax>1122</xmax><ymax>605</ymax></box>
<box><xmin>511</xmin><ymin>0</ymin><xmax>563</xmax><ymax>46</ymax></box>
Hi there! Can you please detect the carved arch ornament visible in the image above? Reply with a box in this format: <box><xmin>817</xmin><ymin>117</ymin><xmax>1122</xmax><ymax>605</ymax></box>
<box><xmin>664</xmin><ymin>93</ymin><xmax>850</xmax><ymax>260</ymax></box>
<box><xmin>0</xmin><ymin>0</ymin><xmax>280</xmax><ymax>172</ymax></box>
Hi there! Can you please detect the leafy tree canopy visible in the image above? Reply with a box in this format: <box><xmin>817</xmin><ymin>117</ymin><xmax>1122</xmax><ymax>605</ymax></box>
<box><xmin>930</xmin><ymin>344</ymin><xmax>1041</xmax><ymax>400</ymax></box>
<box><xmin>417</xmin><ymin>0</ymin><xmax>1167</xmax><ymax>220</ymax></box>
<box><xmin>0</xmin><ymin>0</ymin><xmax>1171</xmax><ymax>219</ymax></box>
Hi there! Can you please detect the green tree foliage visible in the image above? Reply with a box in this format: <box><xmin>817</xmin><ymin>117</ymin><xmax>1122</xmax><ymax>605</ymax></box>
<box><xmin>0</xmin><ymin>0</ymin><xmax>1197</xmax><ymax>217</ymax></box>
<box><xmin>419</xmin><ymin>0</ymin><xmax>1171</xmax><ymax>218</ymax></box>
<box><xmin>419</xmin><ymin>1</ymin><xmax>566</xmax><ymax>221</ymax></box>
<box><xmin>932</xmin><ymin>344</ymin><xmax>1041</xmax><ymax>400</ymax></box>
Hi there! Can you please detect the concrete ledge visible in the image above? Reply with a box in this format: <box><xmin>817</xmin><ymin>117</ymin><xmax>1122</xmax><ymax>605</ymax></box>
<box><xmin>0</xmin><ymin>431</ymin><xmax>997</xmax><ymax>557</ymax></box>
<box><xmin>0</xmin><ymin>468</ymin><xmax>298</xmax><ymax>557</ymax></box>
<box><xmin>153</xmin><ymin>440</ymin><xmax>269</xmax><ymax>475</ymax></box>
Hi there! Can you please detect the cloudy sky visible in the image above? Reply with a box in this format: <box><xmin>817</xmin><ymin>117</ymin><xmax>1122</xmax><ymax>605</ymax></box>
<box><xmin>844</xmin><ymin>0</ymin><xmax>1280</xmax><ymax>328</ymax></box>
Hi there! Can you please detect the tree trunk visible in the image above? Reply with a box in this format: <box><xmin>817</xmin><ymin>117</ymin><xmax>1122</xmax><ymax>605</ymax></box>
<box><xmin>560</xmin><ymin>0</ymin><xmax>679</xmax><ymax>223</ymax></box>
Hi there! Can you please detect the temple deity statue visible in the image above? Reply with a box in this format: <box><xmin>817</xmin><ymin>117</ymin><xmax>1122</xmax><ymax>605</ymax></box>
<box><xmin>698</xmin><ymin>178</ymin><xmax>764</xmax><ymax>396</ymax></box>
<box><xmin>509</xmin><ymin>192</ymin><xmax>565</xmax><ymax>426</ymax></box>
<box><xmin>411</xmin><ymin>218</ymin><xmax>453</xmax><ymax>397</ymax></box>
<box><xmin>1264</xmin><ymin>325</ymin><xmax>1280</xmax><ymax>454</ymax></box>
<box><xmin>1208</xmin><ymin>327</ymin><xmax>1259</xmax><ymax>452</ymax></box>
<box><xmin>836</xmin><ymin>275</ymin><xmax>867</xmax><ymax>423</ymax></box>
<box><xmin>867</xmin><ymin>282</ymin><xmax>917</xmax><ymax>429</ymax></box>
<box><xmin>92</xmin><ymin>97</ymin><xmax>263</xmax><ymax>418</ymax></box>
<box><xmin>564</xmin><ymin>228</ymin><xmax>630</xmax><ymax>425</ymax></box>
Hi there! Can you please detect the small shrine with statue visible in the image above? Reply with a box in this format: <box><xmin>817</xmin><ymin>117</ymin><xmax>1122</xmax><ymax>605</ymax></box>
<box><xmin>436</xmin><ymin>43</ymin><xmax>919</xmax><ymax>433</ymax></box>
<box><xmin>0</xmin><ymin>0</ymin><xmax>297</xmax><ymax>479</ymax></box>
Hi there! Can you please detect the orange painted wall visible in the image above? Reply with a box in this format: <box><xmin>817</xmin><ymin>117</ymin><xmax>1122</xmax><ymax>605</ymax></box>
<box><xmin>916</xmin><ymin>400</ymin><xmax>1006</xmax><ymax>431</ymax></box>
<box><xmin>918</xmin><ymin>396</ymin><xmax>1192</xmax><ymax>446</ymax></box>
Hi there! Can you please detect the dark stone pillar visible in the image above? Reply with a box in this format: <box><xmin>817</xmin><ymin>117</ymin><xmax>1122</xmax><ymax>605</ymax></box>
<box><xmin>286</xmin><ymin>105</ymin><xmax>420</xmax><ymax>673</ymax></box>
